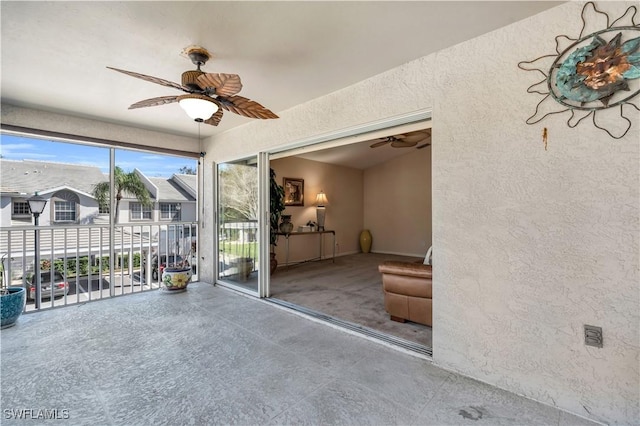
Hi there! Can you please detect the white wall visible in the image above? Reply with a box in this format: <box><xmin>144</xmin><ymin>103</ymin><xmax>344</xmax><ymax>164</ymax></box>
<box><xmin>178</xmin><ymin>202</ymin><xmax>197</xmax><ymax>223</ymax></box>
<box><xmin>200</xmin><ymin>2</ymin><xmax>639</xmax><ymax>423</ymax></box>
<box><xmin>0</xmin><ymin>197</ymin><xmax>15</xmax><ymax>226</ymax></box>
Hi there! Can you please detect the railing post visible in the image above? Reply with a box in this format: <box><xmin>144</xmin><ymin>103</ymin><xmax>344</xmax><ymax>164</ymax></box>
<box><xmin>109</xmin><ymin>148</ymin><xmax>116</xmax><ymax>297</ymax></box>
<box><xmin>34</xmin><ymin>214</ymin><xmax>41</xmax><ymax>310</ymax></box>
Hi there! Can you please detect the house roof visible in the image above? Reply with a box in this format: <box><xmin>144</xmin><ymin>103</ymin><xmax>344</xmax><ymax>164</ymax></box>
<box><xmin>0</xmin><ymin>159</ymin><xmax>196</xmax><ymax>202</ymax></box>
<box><xmin>147</xmin><ymin>177</ymin><xmax>195</xmax><ymax>203</ymax></box>
<box><xmin>0</xmin><ymin>159</ymin><xmax>105</xmax><ymax>197</ymax></box>
<box><xmin>172</xmin><ymin>174</ymin><xmax>197</xmax><ymax>198</ymax></box>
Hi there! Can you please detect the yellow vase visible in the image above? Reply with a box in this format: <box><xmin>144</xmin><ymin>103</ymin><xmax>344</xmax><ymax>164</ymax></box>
<box><xmin>359</xmin><ymin>229</ymin><xmax>372</xmax><ymax>253</ymax></box>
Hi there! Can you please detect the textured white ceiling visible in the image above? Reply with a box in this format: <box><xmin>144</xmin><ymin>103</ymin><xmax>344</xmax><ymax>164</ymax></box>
<box><xmin>1</xmin><ymin>1</ymin><xmax>560</xmax><ymax>140</ymax></box>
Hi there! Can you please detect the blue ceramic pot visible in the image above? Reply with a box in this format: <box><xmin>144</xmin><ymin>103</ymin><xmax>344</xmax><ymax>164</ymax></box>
<box><xmin>1</xmin><ymin>287</ymin><xmax>26</xmax><ymax>329</ymax></box>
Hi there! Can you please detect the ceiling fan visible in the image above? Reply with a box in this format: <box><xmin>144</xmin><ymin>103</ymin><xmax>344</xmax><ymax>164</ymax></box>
<box><xmin>369</xmin><ymin>129</ymin><xmax>431</xmax><ymax>149</ymax></box>
<box><xmin>107</xmin><ymin>46</ymin><xmax>278</xmax><ymax>126</ymax></box>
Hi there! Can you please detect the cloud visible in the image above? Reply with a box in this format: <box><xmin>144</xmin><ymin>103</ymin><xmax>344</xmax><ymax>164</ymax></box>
<box><xmin>3</xmin><ymin>152</ymin><xmax>57</xmax><ymax>160</ymax></box>
<box><xmin>0</xmin><ymin>143</ymin><xmax>36</xmax><ymax>151</ymax></box>
<box><xmin>0</xmin><ymin>143</ymin><xmax>54</xmax><ymax>159</ymax></box>
<box><xmin>1</xmin><ymin>138</ymin><xmax>196</xmax><ymax>177</ymax></box>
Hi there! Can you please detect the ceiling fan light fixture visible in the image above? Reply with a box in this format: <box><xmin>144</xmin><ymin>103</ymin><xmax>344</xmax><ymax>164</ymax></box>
<box><xmin>178</xmin><ymin>94</ymin><xmax>218</xmax><ymax>121</ymax></box>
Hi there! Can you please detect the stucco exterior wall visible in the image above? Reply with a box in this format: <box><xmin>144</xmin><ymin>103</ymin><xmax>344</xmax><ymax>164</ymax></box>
<box><xmin>364</xmin><ymin>148</ymin><xmax>431</xmax><ymax>257</ymax></box>
<box><xmin>200</xmin><ymin>2</ymin><xmax>639</xmax><ymax>423</ymax></box>
<box><xmin>431</xmin><ymin>3</ymin><xmax>639</xmax><ymax>423</ymax></box>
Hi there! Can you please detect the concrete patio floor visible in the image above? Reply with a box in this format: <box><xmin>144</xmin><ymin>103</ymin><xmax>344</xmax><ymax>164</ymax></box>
<box><xmin>1</xmin><ymin>282</ymin><xmax>596</xmax><ymax>425</ymax></box>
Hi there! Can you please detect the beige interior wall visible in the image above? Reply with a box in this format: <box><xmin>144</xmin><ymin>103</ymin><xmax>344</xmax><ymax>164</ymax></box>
<box><xmin>270</xmin><ymin>157</ymin><xmax>363</xmax><ymax>263</ymax></box>
<box><xmin>363</xmin><ymin>148</ymin><xmax>431</xmax><ymax>256</ymax></box>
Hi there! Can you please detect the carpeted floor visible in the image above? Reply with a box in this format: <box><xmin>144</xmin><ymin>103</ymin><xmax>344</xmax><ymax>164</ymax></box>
<box><xmin>270</xmin><ymin>253</ymin><xmax>432</xmax><ymax>347</ymax></box>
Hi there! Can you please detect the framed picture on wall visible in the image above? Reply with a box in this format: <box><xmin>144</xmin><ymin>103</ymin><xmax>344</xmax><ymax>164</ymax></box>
<box><xmin>283</xmin><ymin>177</ymin><xmax>304</xmax><ymax>206</ymax></box>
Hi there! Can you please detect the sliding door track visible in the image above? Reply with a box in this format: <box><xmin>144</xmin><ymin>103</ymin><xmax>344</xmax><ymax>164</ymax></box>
<box><xmin>267</xmin><ymin>298</ymin><xmax>432</xmax><ymax>357</ymax></box>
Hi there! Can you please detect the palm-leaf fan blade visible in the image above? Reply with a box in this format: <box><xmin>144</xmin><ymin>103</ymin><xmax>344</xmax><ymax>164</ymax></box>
<box><xmin>218</xmin><ymin>95</ymin><xmax>279</xmax><ymax>119</ymax></box>
<box><xmin>390</xmin><ymin>140</ymin><xmax>417</xmax><ymax>148</ymax></box>
<box><xmin>204</xmin><ymin>108</ymin><xmax>224</xmax><ymax>126</ymax></box>
<box><xmin>107</xmin><ymin>66</ymin><xmax>186</xmax><ymax>91</ymax></box>
<box><xmin>129</xmin><ymin>96</ymin><xmax>179</xmax><ymax>109</ymax></box>
<box><xmin>397</xmin><ymin>130</ymin><xmax>430</xmax><ymax>143</ymax></box>
<box><xmin>196</xmin><ymin>73</ymin><xmax>243</xmax><ymax>97</ymax></box>
<box><xmin>370</xmin><ymin>139</ymin><xmax>391</xmax><ymax>148</ymax></box>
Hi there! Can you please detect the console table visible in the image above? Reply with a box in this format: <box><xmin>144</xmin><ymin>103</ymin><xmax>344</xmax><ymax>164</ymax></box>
<box><xmin>276</xmin><ymin>230</ymin><xmax>336</xmax><ymax>267</ymax></box>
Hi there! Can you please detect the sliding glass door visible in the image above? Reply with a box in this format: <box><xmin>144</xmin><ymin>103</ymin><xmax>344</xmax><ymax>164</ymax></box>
<box><xmin>217</xmin><ymin>157</ymin><xmax>260</xmax><ymax>293</ymax></box>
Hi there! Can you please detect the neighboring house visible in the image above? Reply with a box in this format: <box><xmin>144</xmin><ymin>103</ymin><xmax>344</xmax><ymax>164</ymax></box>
<box><xmin>116</xmin><ymin>173</ymin><xmax>197</xmax><ymax>224</ymax></box>
<box><xmin>0</xmin><ymin>159</ymin><xmax>197</xmax><ymax>227</ymax></box>
<box><xmin>1</xmin><ymin>159</ymin><xmax>105</xmax><ymax>227</ymax></box>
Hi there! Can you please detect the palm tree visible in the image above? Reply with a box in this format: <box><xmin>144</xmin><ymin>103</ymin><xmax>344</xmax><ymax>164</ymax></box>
<box><xmin>92</xmin><ymin>167</ymin><xmax>152</xmax><ymax>223</ymax></box>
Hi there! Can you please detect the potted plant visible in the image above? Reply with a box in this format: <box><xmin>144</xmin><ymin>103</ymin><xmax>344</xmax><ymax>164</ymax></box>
<box><xmin>1</xmin><ymin>254</ymin><xmax>26</xmax><ymax>329</ymax></box>
<box><xmin>160</xmin><ymin>245</ymin><xmax>193</xmax><ymax>293</ymax></box>
<box><xmin>270</xmin><ymin>168</ymin><xmax>286</xmax><ymax>274</ymax></box>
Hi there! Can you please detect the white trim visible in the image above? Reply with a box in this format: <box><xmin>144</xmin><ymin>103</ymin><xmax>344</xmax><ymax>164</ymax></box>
<box><xmin>134</xmin><ymin>168</ymin><xmax>158</xmax><ymax>199</ymax></box>
<box><xmin>258</xmin><ymin>152</ymin><xmax>270</xmax><ymax>298</ymax></box>
<box><xmin>129</xmin><ymin>202</ymin><xmax>153</xmax><ymax>221</ymax></box>
<box><xmin>269</xmin><ymin>109</ymin><xmax>432</xmax><ymax>159</ymax></box>
<box><xmin>38</xmin><ymin>185</ymin><xmax>94</xmax><ymax>200</ymax></box>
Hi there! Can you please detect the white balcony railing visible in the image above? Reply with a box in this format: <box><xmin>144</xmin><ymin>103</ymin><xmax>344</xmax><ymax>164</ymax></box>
<box><xmin>0</xmin><ymin>221</ymin><xmax>197</xmax><ymax>312</ymax></box>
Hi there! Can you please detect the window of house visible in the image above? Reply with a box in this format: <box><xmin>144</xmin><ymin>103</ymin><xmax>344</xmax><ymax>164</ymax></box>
<box><xmin>98</xmin><ymin>203</ymin><xmax>110</xmax><ymax>214</ymax></box>
<box><xmin>131</xmin><ymin>203</ymin><xmax>152</xmax><ymax>220</ymax></box>
<box><xmin>54</xmin><ymin>200</ymin><xmax>76</xmax><ymax>222</ymax></box>
<box><xmin>160</xmin><ymin>203</ymin><xmax>181</xmax><ymax>221</ymax></box>
<box><xmin>12</xmin><ymin>200</ymin><xmax>31</xmax><ymax>217</ymax></box>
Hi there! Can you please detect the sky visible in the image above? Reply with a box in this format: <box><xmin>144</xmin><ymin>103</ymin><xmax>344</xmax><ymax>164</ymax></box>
<box><xmin>0</xmin><ymin>134</ymin><xmax>197</xmax><ymax>177</ymax></box>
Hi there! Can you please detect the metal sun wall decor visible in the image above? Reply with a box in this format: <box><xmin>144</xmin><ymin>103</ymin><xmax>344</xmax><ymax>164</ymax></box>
<box><xmin>518</xmin><ymin>2</ymin><xmax>640</xmax><ymax>140</ymax></box>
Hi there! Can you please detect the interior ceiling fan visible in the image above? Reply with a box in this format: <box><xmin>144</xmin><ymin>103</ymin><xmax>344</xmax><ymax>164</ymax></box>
<box><xmin>369</xmin><ymin>129</ymin><xmax>431</xmax><ymax>149</ymax></box>
<box><xmin>107</xmin><ymin>46</ymin><xmax>278</xmax><ymax>126</ymax></box>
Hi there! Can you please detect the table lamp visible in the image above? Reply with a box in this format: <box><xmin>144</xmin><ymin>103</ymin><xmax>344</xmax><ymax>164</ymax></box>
<box><xmin>315</xmin><ymin>191</ymin><xmax>328</xmax><ymax>231</ymax></box>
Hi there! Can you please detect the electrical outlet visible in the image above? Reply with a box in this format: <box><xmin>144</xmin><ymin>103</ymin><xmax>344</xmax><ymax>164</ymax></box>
<box><xmin>584</xmin><ymin>325</ymin><xmax>603</xmax><ymax>348</ymax></box>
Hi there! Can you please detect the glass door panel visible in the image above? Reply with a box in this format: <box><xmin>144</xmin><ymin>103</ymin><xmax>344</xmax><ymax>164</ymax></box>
<box><xmin>217</xmin><ymin>158</ymin><xmax>259</xmax><ymax>293</ymax></box>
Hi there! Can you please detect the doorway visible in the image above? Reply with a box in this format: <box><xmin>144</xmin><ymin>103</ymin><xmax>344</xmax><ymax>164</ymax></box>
<box><xmin>267</xmin><ymin>120</ymin><xmax>433</xmax><ymax>353</ymax></box>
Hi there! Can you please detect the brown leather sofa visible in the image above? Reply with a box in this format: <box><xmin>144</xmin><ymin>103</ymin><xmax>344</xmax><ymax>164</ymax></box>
<box><xmin>379</xmin><ymin>261</ymin><xmax>432</xmax><ymax>326</ymax></box>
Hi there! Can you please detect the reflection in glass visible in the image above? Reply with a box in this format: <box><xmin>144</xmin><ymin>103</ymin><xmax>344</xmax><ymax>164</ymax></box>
<box><xmin>218</xmin><ymin>159</ymin><xmax>259</xmax><ymax>292</ymax></box>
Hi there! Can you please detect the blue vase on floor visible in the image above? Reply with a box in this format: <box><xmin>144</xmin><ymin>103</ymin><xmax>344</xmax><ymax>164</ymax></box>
<box><xmin>1</xmin><ymin>287</ymin><xmax>26</xmax><ymax>329</ymax></box>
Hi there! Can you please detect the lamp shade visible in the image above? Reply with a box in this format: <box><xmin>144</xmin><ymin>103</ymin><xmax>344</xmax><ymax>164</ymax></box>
<box><xmin>27</xmin><ymin>193</ymin><xmax>47</xmax><ymax>215</ymax></box>
<box><xmin>315</xmin><ymin>191</ymin><xmax>328</xmax><ymax>206</ymax></box>
<box><xmin>178</xmin><ymin>94</ymin><xmax>219</xmax><ymax>121</ymax></box>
